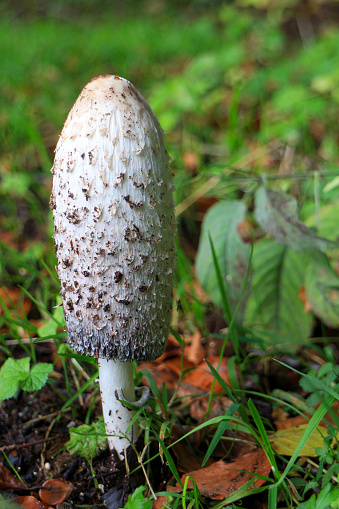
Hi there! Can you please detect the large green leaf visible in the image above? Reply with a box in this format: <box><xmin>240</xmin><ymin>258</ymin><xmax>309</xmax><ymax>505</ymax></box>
<box><xmin>305</xmin><ymin>252</ymin><xmax>339</xmax><ymax>328</ymax></box>
<box><xmin>254</xmin><ymin>187</ymin><xmax>338</xmax><ymax>252</ymax></box>
<box><xmin>245</xmin><ymin>238</ymin><xmax>313</xmax><ymax>343</ymax></box>
<box><xmin>195</xmin><ymin>200</ymin><xmax>251</xmax><ymax>321</ymax></box>
<box><xmin>20</xmin><ymin>363</ymin><xmax>53</xmax><ymax>392</ymax></box>
<box><xmin>0</xmin><ymin>357</ymin><xmax>30</xmax><ymax>400</ymax></box>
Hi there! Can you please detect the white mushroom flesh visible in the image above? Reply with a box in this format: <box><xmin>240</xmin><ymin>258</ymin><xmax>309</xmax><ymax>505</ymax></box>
<box><xmin>51</xmin><ymin>75</ymin><xmax>176</xmax><ymax>361</ymax></box>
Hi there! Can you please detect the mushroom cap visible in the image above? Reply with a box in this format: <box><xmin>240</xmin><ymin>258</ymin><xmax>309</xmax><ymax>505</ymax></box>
<box><xmin>51</xmin><ymin>75</ymin><xmax>176</xmax><ymax>361</ymax></box>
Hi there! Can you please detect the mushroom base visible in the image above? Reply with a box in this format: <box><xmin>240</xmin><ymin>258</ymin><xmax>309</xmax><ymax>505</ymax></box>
<box><xmin>98</xmin><ymin>358</ymin><xmax>138</xmax><ymax>460</ymax></box>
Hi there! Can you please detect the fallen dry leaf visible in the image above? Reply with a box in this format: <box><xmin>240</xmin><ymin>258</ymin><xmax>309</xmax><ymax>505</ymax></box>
<box><xmin>152</xmin><ymin>494</ymin><xmax>171</xmax><ymax>508</ymax></box>
<box><xmin>185</xmin><ymin>330</ymin><xmax>205</xmax><ymax>365</ymax></box>
<box><xmin>11</xmin><ymin>496</ymin><xmax>52</xmax><ymax>509</ymax></box>
<box><xmin>170</xmin><ymin>424</ymin><xmax>214</xmax><ymax>473</ymax></box>
<box><xmin>269</xmin><ymin>425</ymin><xmax>331</xmax><ymax>457</ymax></box>
<box><xmin>274</xmin><ymin>415</ymin><xmax>308</xmax><ymax>430</ymax></box>
<box><xmin>39</xmin><ymin>478</ymin><xmax>73</xmax><ymax>505</ymax></box>
<box><xmin>0</xmin><ymin>287</ymin><xmax>31</xmax><ymax>317</ymax></box>
<box><xmin>139</xmin><ymin>357</ymin><xmax>194</xmax><ymax>391</ymax></box>
<box><xmin>183</xmin><ymin>357</ymin><xmax>232</xmax><ymax>394</ymax></box>
<box><xmin>175</xmin><ymin>449</ymin><xmax>271</xmax><ymax>500</ymax></box>
<box><xmin>189</xmin><ymin>395</ymin><xmax>234</xmax><ymax>424</ymax></box>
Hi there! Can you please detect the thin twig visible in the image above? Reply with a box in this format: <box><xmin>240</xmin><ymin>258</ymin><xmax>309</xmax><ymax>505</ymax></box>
<box><xmin>0</xmin><ymin>433</ymin><xmax>68</xmax><ymax>452</ymax></box>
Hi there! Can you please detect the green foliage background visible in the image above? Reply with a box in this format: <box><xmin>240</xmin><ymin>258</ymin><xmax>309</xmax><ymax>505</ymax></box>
<box><xmin>0</xmin><ymin>0</ymin><xmax>339</xmax><ymax>343</ymax></box>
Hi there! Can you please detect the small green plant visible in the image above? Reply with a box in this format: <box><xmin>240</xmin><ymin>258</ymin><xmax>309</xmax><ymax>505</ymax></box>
<box><xmin>0</xmin><ymin>357</ymin><xmax>53</xmax><ymax>401</ymax></box>
<box><xmin>67</xmin><ymin>418</ymin><xmax>108</xmax><ymax>461</ymax></box>
<box><xmin>122</xmin><ymin>485</ymin><xmax>152</xmax><ymax>509</ymax></box>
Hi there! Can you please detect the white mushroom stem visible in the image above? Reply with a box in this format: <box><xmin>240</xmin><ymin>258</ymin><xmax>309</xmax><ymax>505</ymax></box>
<box><xmin>98</xmin><ymin>358</ymin><xmax>138</xmax><ymax>460</ymax></box>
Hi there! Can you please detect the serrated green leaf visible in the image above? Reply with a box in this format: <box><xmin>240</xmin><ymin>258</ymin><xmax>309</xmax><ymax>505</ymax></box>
<box><xmin>67</xmin><ymin>418</ymin><xmax>108</xmax><ymax>460</ymax></box>
<box><xmin>254</xmin><ymin>186</ymin><xmax>338</xmax><ymax>252</ymax></box>
<box><xmin>196</xmin><ymin>200</ymin><xmax>251</xmax><ymax>320</ymax></box>
<box><xmin>19</xmin><ymin>362</ymin><xmax>53</xmax><ymax>392</ymax></box>
<box><xmin>244</xmin><ymin>238</ymin><xmax>313</xmax><ymax>344</ymax></box>
<box><xmin>122</xmin><ymin>486</ymin><xmax>152</xmax><ymax>509</ymax></box>
<box><xmin>269</xmin><ymin>425</ymin><xmax>330</xmax><ymax>457</ymax></box>
<box><xmin>305</xmin><ymin>252</ymin><xmax>339</xmax><ymax>328</ymax></box>
<box><xmin>0</xmin><ymin>357</ymin><xmax>30</xmax><ymax>401</ymax></box>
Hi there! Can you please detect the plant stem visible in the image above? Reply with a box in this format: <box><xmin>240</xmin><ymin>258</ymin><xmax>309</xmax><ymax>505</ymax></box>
<box><xmin>98</xmin><ymin>359</ymin><xmax>137</xmax><ymax>460</ymax></box>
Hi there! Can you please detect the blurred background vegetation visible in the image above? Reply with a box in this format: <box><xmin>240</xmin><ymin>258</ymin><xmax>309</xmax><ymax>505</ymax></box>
<box><xmin>0</xmin><ymin>0</ymin><xmax>339</xmax><ymax>344</ymax></box>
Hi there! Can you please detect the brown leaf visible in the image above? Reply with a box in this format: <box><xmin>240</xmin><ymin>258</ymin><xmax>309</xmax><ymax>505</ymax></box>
<box><xmin>275</xmin><ymin>415</ymin><xmax>308</xmax><ymax>431</ymax></box>
<box><xmin>139</xmin><ymin>357</ymin><xmax>194</xmax><ymax>391</ymax></box>
<box><xmin>0</xmin><ymin>462</ymin><xmax>25</xmax><ymax>488</ymax></box>
<box><xmin>38</xmin><ymin>479</ymin><xmax>73</xmax><ymax>505</ymax></box>
<box><xmin>190</xmin><ymin>395</ymin><xmax>234</xmax><ymax>424</ymax></box>
<box><xmin>183</xmin><ymin>357</ymin><xmax>232</xmax><ymax>394</ymax></box>
<box><xmin>176</xmin><ymin>449</ymin><xmax>271</xmax><ymax>500</ymax></box>
<box><xmin>170</xmin><ymin>424</ymin><xmax>214</xmax><ymax>474</ymax></box>
<box><xmin>152</xmin><ymin>495</ymin><xmax>171</xmax><ymax>508</ymax></box>
<box><xmin>0</xmin><ymin>287</ymin><xmax>31</xmax><ymax>317</ymax></box>
<box><xmin>11</xmin><ymin>496</ymin><xmax>52</xmax><ymax>509</ymax></box>
<box><xmin>185</xmin><ymin>330</ymin><xmax>205</xmax><ymax>365</ymax></box>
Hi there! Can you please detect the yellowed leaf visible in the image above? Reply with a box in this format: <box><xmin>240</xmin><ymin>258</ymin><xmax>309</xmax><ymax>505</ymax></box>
<box><xmin>269</xmin><ymin>425</ymin><xmax>329</xmax><ymax>457</ymax></box>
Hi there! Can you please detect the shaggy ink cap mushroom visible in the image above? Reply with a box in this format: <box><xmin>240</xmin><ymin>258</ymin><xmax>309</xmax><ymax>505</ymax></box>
<box><xmin>51</xmin><ymin>75</ymin><xmax>176</xmax><ymax>363</ymax></box>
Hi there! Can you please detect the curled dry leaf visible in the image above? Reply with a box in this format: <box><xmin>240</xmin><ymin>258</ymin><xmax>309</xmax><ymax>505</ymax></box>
<box><xmin>175</xmin><ymin>449</ymin><xmax>271</xmax><ymax>500</ymax></box>
<box><xmin>11</xmin><ymin>496</ymin><xmax>52</xmax><ymax>509</ymax></box>
<box><xmin>185</xmin><ymin>330</ymin><xmax>205</xmax><ymax>365</ymax></box>
<box><xmin>38</xmin><ymin>478</ymin><xmax>73</xmax><ymax>505</ymax></box>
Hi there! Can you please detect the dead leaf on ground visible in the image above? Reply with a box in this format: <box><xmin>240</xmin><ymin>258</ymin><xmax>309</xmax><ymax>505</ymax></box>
<box><xmin>11</xmin><ymin>496</ymin><xmax>53</xmax><ymax>509</ymax></box>
<box><xmin>39</xmin><ymin>478</ymin><xmax>73</xmax><ymax>505</ymax></box>
<box><xmin>174</xmin><ymin>449</ymin><xmax>271</xmax><ymax>500</ymax></box>
<box><xmin>153</xmin><ymin>494</ymin><xmax>171</xmax><ymax>508</ymax></box>
<box><xmin>190</xmin><ymin>395</ymin><xmax>234</xmax><ymax>424</ymax></box>
<box><xmin>269</xmin><ymin>425</ymin><xmax>330</xmax><ymax>457</ymax></box>
<box><xmin>274</xmin><ymin>415</ymin><xmax>308</xmax><ymax>430</ymax></box>
<box><xmin>0</xmin><ymin>462</ymin><xmax>25</xmax><ymax>488</ymax></box>
<box><xmin>183</xmin><ymin>357</ymin><xmax>232</xmax><ymax>394</ymax></box>
<box><xmin>139</xmin><ymin>357</ymin><xmax>195</xmax><ymax>391</ymax></box>
<box><xmin>0</xmin><ymin>287</ymin><xmax>31</xmax><ymax>317</ymax></box>
<box><xmin>185</xmin><ymin>330</ymin><xmax>205</xmax><ymax>365</ymax></box>
<box><xmin>156</xmin><ymin>334</ymin><xmax>182</xmax><ymax>362</ymax></box>
<box><xmin>170</xmin><ymin>423</ymin><xmax>214</xmax><ymax>473</ymax></box>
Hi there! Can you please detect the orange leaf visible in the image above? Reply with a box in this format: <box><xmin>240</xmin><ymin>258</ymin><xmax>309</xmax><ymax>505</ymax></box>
<box><xmin>183</xmin><ymin>357</ymin><xmax>232</xmax><ymax>394</ymax></box>
<box><xmin>0</xmin><ymin>287</ymin><xmax>31</xmax><ymax>316</ymax></box>
<box><xmin>185</xmin><ymin>330</ymin><xmax>205</xmax><ymax>365</ymax></box>
<box><xmin>176</xmin><ymin>449</ymin><xmax>271</xmax><ymax>500</ymax></box>
<box><xmin>39</xmin><ymin>479</ymin><xmax>73</xmax><ymax>505</ymax></box>
<box><xmin>11</xmin><ymin>496</ymin><xmax>52</xmax><ymax>509</ymax></box>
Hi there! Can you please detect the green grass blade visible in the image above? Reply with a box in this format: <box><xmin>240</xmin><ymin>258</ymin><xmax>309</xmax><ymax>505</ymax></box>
<box><xmin>202</xmin><ymin>403</ymin><xmax>240</xmax><ymax>466</ymax></box>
